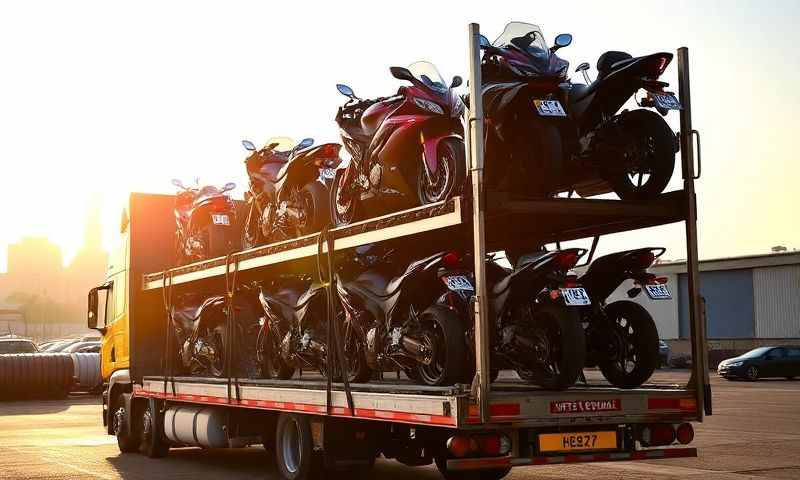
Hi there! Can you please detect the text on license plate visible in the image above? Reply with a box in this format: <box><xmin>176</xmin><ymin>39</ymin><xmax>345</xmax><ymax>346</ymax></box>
<box><xmin>539</xmin><ymin>431</ymin><xmax>617</xmax><ymax>453</ymax></box>
<box><xmin>211</xmin><ymin>214</ymin><xmax>230</xmax><ymax>226</ymax></box>
<box><xmin>320</xmin><ymin>168</ymin><xmax>336</xmax><ymax>180</ymax></box>
<box><xmin>534</xmin><ymin>99</ymin><xmax>567</xmax><ymax>117</ymax></box>
<box><xmin>561</xmin><ymin>287</ymin><xmax>591</xmax><ymax>306</ymax></box>
<box><xmin>645</xmin><ymin>283</ymin><xmax>672</xmax><ymax>300</ymax></box>
<box><xmin>651</xmin><ymin>92</ymin><xmax>682</xmax><ymax>110</ymax></box>
<box><xmin>445</xmin><ymin>275</ymin><xmax>474</xmax><ymax>291</ymax></box>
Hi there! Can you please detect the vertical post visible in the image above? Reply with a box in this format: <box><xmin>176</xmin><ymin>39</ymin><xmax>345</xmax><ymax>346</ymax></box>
<box><xmin>467</xmin><ymin>23</ymin><xmax>491</xmax><ymax>424</ymax></box>
<box><xmin>677</xmin><ymin>47</ymin><xmax>710</xmax><ymax>418</ymax></box>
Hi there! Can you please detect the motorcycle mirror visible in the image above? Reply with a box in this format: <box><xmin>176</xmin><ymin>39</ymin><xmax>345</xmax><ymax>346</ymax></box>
<box><xmin>297</xmin><ymin>138</ymin><xmax>314</xmax><ymax>150</ymax></box>
<box><xmin>222</xmin><ymin>182</ymin><xmax>236</xmax><ymax>192</ymax></box>
<box><xmin>242</xmin><ymin>139</ymin><xmax>256</xmax><ymax>151</ymax></box>
<box><xmin>171</xmin><ymin>178</ymin><xmax>184</xmax><ymax>189</ymax></box>
<box><xmin>389</xmin><ymin>66</ymin><xmax>415</xmax><ymax>82</ymax></box>
<box><xmin>336</xmin><ymin>83</ymin><xmax>357</xmax><ymax>99</ymax></box>
<box><xmin>450</xmin><ymin>75</ymin><xmax>463</xmax><ymax>89</ymax></box>
<box><xmin>478</xmin><ymin>34</ymin><xmax>491</xmax><ymax>49</ymax></box>
<box><xmin>552</xmin><ymin>33</ymin><xmax>573</xmax><ymax>51</ymax></box>
<box><xmin>576</xmin><ymin>62</ymin><xmax>590</xmax><ymax>72</ymax></box>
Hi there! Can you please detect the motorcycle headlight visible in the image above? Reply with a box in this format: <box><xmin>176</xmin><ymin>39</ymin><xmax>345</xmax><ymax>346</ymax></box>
<box><xmin>727</xmin><ymin>361</ymin><xmax>743</xmax><ymax>367</ymax></box>
<box><xmin>413</xmin><ymin>98</ymin><xmax>444</xmax><ymax>115</ymax></box>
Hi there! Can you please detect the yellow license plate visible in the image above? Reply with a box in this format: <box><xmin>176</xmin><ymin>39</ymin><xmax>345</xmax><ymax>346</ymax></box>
<box><xmin>539</xmin><ymin>431</ymin><xmax>617</xmax><ymax>453</ymax></box>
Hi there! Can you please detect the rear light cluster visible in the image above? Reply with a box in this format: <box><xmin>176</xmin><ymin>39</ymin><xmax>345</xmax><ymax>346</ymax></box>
<box><xmin>447</xmin><ymin>433</ymin><xmax>512</xmax><ymax>458</ymax></box>
<box><xmin>210</xmin><ymin>197</ymin><xmax>231</xmax><ymax>210</ymax></box>
<box><xmin>554</xmin><ymin>251</ymin><xmax>579</xmax><ymax>271</ymax></box>
<box><xmin>633</xmin><ymin>251</ymin><xmax>656</xmax><ymax>269</ymax></box>
<box><xmin>442</xmin><ymin>251</ymin><xmax>460</xmax><ymax>268</ymax></box>
<box><xmin>638</xmin><ymin>423</ymin><xmax>694</xmax><ymax>447</ymax></box>
<box><xmin>647</xmin><ymin>55</ymin><xmax>672</xmax><ymax>76</ymax></box>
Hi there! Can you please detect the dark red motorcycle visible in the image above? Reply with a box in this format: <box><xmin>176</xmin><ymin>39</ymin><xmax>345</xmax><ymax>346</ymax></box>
<box><xmin>331</xmin><ymin>61</ymin><xmax>466</xmax><ymax>226</ymax></box>
<box><xmin>172</xmin><ymin>179</ymin><xmax>238</xmax><ymax>265</ymax></box>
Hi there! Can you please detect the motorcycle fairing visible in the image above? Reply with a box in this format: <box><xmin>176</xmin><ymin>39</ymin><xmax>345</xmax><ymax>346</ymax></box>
<box><xmin>260</xmin><ymin>281</ymin><xmax>326</xmax><ymax>327</ymax></box>
<box><xmin>579</xmin><ymin>247</ymin><xmax>664</xmax><ymax>301</ymax></box>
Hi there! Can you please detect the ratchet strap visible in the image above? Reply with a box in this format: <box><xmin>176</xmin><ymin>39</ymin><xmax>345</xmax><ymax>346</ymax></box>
<box><xmin>316</xmin><ymin>226</ymin><xmax>355</xmax><ymax>415</ymax></box>
<box><xmin>224</xmin><ymin>253</ymin><xmax>241</xmax><ymax>404</ymax></box>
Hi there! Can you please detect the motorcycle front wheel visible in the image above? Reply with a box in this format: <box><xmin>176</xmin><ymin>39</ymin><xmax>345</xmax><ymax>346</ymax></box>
<box><xmin>341</xmin><ymin>315</ymin><xmax>371</xmax><ymax>383</ymax></box>
<box><xmin>415</xmin><ymin>305</ymin><xmax>468</xmax><ymax>386</ymax></box>
<box><xmin>416</xmin><ymin>138</ymin><xmax>465</xmax><ymax>205</ymax></box>
<box><xmin>595</xmin><ymin>300</ymin><xmax>659</xmax><ymax>388</ymax></box>
<box><xmin>330</xmin><ymin>169</ymin><xmax>358</xmax><ymax>227</ymax></box>
<box><xmin>259</xmin><ymin>328</ymin><xmax>294</xmax><ymax>380</ymax></box>
<box><xmin>516</xmin><ymin>304</ymin><xmax>586</xmax><ymax>390</ymax></box>
<box><xmin>241</xmin><ymin>201</ymin><xmax>263</xmax><ymax>250</ymax></box>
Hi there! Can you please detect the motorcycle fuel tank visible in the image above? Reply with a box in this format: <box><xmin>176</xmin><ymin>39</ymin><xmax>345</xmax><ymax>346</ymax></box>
<box><xmin>360</xmin><ymin>100</ymin><xmax>397</xmax><ymax>137</ymax></box>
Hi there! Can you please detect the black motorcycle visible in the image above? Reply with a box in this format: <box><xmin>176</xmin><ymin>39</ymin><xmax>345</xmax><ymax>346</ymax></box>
<box><xmin>578</xmin><ymin>248</ymin><xmax>668</xmax><ymax>388</ymax></box>
<box><xmin>169</xmin><ymin>286</ymin><xmax>261</xmax><ymax>378</ymax></box>
<box><xmin>479</xmin><ymin>21</ymin><xmax>680</xmax><ymax>201</ymax></box>
<box><xmin>172</xmin><ymin>179</ymin><xmax>238</xmax><ymax>265</ymax></box>
<box><xmin>240</xmin><ymin>137</ymin><xmax>342</xmax><ymax>249</ymax></box>
<box><xmin>336</xmin><ymin>247</ymin><xmax>468</xmax><ymax>386</ymax></box>
<box><xmin>439</xmin><ymin>249</ymin><xmax>588</xmax><ymax>390</ymax></box>
<box><xmin>256</xmin><ymin>275</ymin><xmax>331</xmax><ymax>379</ymax></box>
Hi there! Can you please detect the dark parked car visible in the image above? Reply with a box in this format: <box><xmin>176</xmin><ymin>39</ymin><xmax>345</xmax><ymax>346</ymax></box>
<box><xmin>717</xmin><ymin>346</ymin><xmax>800</xmax><ymax>381</ymax></box>
<box><xmin>0</xmin><ymin>338</ymin><xmax>39</xmax><ymax>354</ymax></box>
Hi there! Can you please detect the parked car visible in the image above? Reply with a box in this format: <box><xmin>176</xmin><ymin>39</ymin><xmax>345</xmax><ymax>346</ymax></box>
<box><xmin>658</xmin><ymin>340</ymin><xmax>671</xmax><ymax>368</ymax></box>
<box><xmin>0</xmin><ymin>338</ymin><xmax>39</xmax><ymax>354</ymax></box>
<box><xmin>717</xmin><ymin>346</ymin><xmax>800</xmax><ymax>381</ymax></box>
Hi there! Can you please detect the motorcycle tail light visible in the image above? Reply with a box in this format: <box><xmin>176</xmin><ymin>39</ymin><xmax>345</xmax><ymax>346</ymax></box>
<box><xmin>648</xmin><ymin>55</ymin><xmax>672</xmax><ymax>76</ymax></box>
<box><xmin>554</xmin><ymin>252</ymin><xmax>579</xmax><ymax>271</ymax></box>
<box><xmin>563</xmin><ymin>274</ymin><xmax>579</xmax><ymax>288</ymax></box>
<box><xmin>314</xmin><ymin>144</ymin><xmax>341</xmax><ymax>161</ymax></box>
<box><xmin>211</xmin><ymin>196</ymin><xmax>230</xmax><ymax>210</ymax></box>
<box><xmin>442</xmin><ymin>251</ymin><xmax>460</xmax><ymax>268</ymax></box>
<box><xmin>633</xmin><ymin>251</ymin><xmax>656</xmax><ymax>268</ymax></box>
<box><xmin>646</xmin><ymin>275</ymin><xmax>668</xmax><ymax>285</ymax></box>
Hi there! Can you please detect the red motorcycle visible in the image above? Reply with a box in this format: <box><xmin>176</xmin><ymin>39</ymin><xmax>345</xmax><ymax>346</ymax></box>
<box><xmin>331</xmin><ymin>61</ymin><xmax>466</xmax><ymax>226</ymax></box>
<box><xmin>172</xmin><ymin>179</ymin><xmax>238</xmax><ymax>265</ymax></box>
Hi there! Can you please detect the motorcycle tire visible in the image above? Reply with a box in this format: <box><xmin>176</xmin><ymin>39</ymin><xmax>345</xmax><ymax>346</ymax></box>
<box><xmin>205</xmin><ymin>225</ymin><xmax>232</xmax><ymax>259</ymax></box>
<box><xmin>596</xmin><ymin>300</ymin><xmax>660</xmax><ymax>388</ymax></box>
<box><xmin>330</xmin><ymin>169</ymin><xmax>358</xmax><ymax>227</ymax></box>
<box><xmin>416</xmin><ymin>138</ymin><xmax>465</xmax><ymax>206</ymax></box>
<box><xmin>342</xmin><ymin>316</ymin><xmax>371</xmax><ymax>384</ymax></box>
<box><xmin>260</xmin><ymin>330</ymin><xmax>295</xmax><ymax>380</ymax></box>
<box><xmin>415</xmin><ymin>305</ymin><xmax>468</xmax><ymax>386</ymax></box>
<box><xmin>605</xmin><ymin>109</ymin><xmax>676</xmax><ymax>201</ymax></box>
<box><xmin>516</xmin><ymin>304</ymin><xmax>586</xmax><ymax>390</ymax></box>
<box><xmin>241</xmin><ymin>201</ymin><xmax>263</xmax><ymax>250</ymax></box>
<box><xmin>299</xmin><ymin>181</ymin><xmax>329</xmax><ymax>235</ymax></box>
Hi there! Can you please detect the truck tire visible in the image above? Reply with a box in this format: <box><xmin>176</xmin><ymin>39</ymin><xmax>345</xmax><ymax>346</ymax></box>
<box><xmin>139</xmin><ymin>400</ymin><xmax>170</xmax><ymax>458</ymax></box>
<box><xmin>111</xmin><ymin>392</ymin><xmax>140</xmax><ymax>453</ymax></box>
<box><xmin>597</xmin><ymin>301</ymin><xmax>659</xmax><ymax>388</ymax></box>
<box><xmin>275</xmin><ymin>414</ymin><xmax>320</xmax><ymax>480</ymax></box>
<box><xmin>435</xmin><ymin>455</ymin><xmax>511</xmax><ymax>480</ymax></box>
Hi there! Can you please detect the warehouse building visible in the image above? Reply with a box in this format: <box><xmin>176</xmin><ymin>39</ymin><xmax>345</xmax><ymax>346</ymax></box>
<box><xmin>607</xmin><ymin>251</ymin><xmax>800</xmax><ymax>360</ymax></box>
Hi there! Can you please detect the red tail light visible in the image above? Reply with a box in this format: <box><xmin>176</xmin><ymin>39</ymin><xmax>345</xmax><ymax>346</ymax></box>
<box><xmin>676</xmin><ymin>423</ymin><xmax>694</xmax><ymax>445</ymax></box>
<box><xmin>563</xmin><ymin>274</ymin><xmax>579</xmax><ymax>288</ymax></box>
<box><xmin>447</xmin><ymin>435</ymin><xmax>471</xmax><ymax>458</ymax></box>
<box><xmin>633</xmin><ymin>251</ymin><xmax>656</xmax><ymax>269</ymax></box>
<box><xmin>210</xmin><ymin>196</ymin><xmax>230</xmax><ymax>210</ymax></box>
<box><xmin>553</xmin><ymin>251</ymin><xmax>579</xmax><ymax>271</ymax></box>
<box><xmin>442</xmin><ymin>251</ymin><xmax>460</xmax><ymax>268</ymax></box>
<box><xmin>647</xmin><ymin>55</ymin><xmax>671</xmax><ymax>76</ymax></box>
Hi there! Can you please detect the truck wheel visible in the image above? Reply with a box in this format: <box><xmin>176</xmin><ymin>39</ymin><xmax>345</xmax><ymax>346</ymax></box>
<box><xmin>111</xmin><ymin>393</ymin><xmax>140</xmax><ymax>453</ymax></box>
<box><xmin>435</xmin><ymin>455</ymin><xmax>510</xmax><ymax>480</ymax></box>
<box><xmin>597</xmin><ymin>301</ymin><xmax>659</xmax><ymax>388</ymax></box>
<box><xmin>275</xmin><ymin>414</ymin><xmax>319</xmax><ymax>480</ymax></box>
<box><xmin>139</xmin><ymin>401</ymin><xmax>169</xmax><ymax>458</ymax></box>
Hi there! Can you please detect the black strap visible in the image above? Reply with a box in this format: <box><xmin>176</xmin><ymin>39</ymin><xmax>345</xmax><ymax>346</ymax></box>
<box><xmin>224</xmin><ymin>253</ymin><xmax>241</xmax><ymax>404</ymax></box>
<box><xmin>316</xmin><ymin>226</ymin><xmax>355</xmax><ymax>415</ymax></box>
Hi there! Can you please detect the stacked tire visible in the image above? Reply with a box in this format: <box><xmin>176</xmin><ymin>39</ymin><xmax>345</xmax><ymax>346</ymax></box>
<box><xmin>0</xmin><ymin>353</ymin><xmax>75</xmax><ymax>400</ymax></box>
<box><xmin>70</xmin><ymin>353</ymin><xmax>102</xmax><ymax>393</ymax></box>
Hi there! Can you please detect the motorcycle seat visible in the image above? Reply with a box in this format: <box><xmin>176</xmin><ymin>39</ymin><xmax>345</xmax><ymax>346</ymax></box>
<box><xmin>596</xmin><ymin>51</ymin><xmax>634</xmax><ymax>79</ymax></box>
<box><xmin>516</xmin><ymin>251</ymin><xmax>552</xmax><ymax>268</ymax></box>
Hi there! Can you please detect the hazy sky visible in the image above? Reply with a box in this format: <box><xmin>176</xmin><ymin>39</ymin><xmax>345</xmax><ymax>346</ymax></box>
<box><xmin>1</xmin><ymin>0</ymin><xmax>799</xmax><ymax>271</ymax></box>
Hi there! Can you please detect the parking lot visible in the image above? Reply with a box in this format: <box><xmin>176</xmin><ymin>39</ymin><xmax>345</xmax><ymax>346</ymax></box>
<box><xmin>0</xmin><ymin>371</ymin><xmax>798</xmax><ymax>479</ymax></box>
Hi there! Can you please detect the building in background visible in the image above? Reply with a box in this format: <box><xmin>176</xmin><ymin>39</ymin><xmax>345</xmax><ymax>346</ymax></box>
<box><xmin>608</xmin><ymin>251</ymin><xmax>800</xmax><ymax>363</ymax></box>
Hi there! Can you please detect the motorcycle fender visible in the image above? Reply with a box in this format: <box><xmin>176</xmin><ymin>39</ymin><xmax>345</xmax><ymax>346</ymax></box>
<box><xmin>421</xmin><ymin>134</ymin><xmax>462</xmax><ymax>178</ymax></box>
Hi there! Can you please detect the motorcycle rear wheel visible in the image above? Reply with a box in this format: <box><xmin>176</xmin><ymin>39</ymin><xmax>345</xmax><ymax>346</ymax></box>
<box><xmin>596</xmin><ymin>300</ymin><xmax>659</xmax><ymax>388</ymax></box>
<box><xmin>516</xmin><ymin>304</ymin><xmax>586</xmax><ymax>390</ymax></box>
<box><xmin>205</xmin><ymin>225</ymin><xmax>233</xmax><ymax>259</ymax></box>
<box><xmin>415</xmin><ymin>305</ymin><xmax>468</xmax><ymax>386</ymax></box>
<box><xmin>297</xmin><ymin>181</ymin><xmax>329</xmax><ymax>235</ymax></box>
<box><xmin>416</xmin><ymin>138</ymin><xmax>465</xmax><ymax>205</ymax></box>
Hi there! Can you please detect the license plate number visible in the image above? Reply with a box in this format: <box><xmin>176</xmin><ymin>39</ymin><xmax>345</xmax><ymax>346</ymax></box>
<box><xmin>561</xmin><ymin>287</ymin><xmax>591</xmax><ymax>306</ymax></box>
<box><xmin>539</xmin><ymin>431</ymin><xmax>616</xmax><ymax>453</ymax></box>
<box><xmin>645</xmin><ymin>283</ymin><xmax>672</xmax><ymax>300</ymax></box>
<box><xmin>211</xmin><ymin>214</ymin><xmax>230</xmax><ymax>225</ymax></box>
<box><xmin>534</xmin><ymin>99</ymin><xmax>567</xmax><ymax>117</ymax></box>
<box><xmin>320</xmin><ymin>168</ymin><xmax>336</xmax><ymax>180</ymax></box>
<box><xmin>445</xmin><ymin>275</ymin><xmax>474</xmax><ymax>292</ymax></box>
<box><xmin>651</xmin><ymin>92</ymin><xmax>682</xmax><ymax>110</ymax></box>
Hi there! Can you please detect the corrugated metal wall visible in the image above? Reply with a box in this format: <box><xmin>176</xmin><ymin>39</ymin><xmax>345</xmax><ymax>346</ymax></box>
<box><xmin>608</xmin><ymin>274</ymin><xmax>679</xmax><ymax>339</ymax></box>
<box><xmin>753</xmin><ymin>265</ymin><xmax>800</xmax><ymax>338</ymax></box>
<box><xmin>679</xmin><ymin>269</ymin><xmax>755</xmax><ymax>338</ymax></box>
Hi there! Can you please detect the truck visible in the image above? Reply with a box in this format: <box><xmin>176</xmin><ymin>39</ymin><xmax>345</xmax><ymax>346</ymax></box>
<box><xmin>87</xmin><ymin>25</ymin><xmax>709</xmax><ymax>480</ymax></box>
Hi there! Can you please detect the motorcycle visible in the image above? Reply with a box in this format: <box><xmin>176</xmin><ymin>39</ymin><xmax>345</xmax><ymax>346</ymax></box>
<box><xmin>332</xmin><ymin>61</ymin><xmax>466</xmax><ymax>226</ymax></box>
<box><xmin>438</xmin><ymin>249</ymin><xmax>588</xmax><ymax>390</ymax></box>
<box><xmin>256</xmin><ymin>275</ymin><xmax>331</xmax><ymax>379</ymax></box>
<box><xmin>172</xmin><ymin>179</ymin><xmax>237</xmax><ymax>265</ymax></box>
<box><xmin>240</xmin><ymin>137</ymin><xmax>342</xmax><ymax>249</ymax></box>
<box><xmin>169</xmin><ymin>286</ymin><xmax>261</xmax><ymax>378</ymax></box>
<box><xmin>336</xmin><ymin>246</ymin><xmax>469</xmax><ymax>386</ymax></box>
<box><xmin>578</xmin><ymin>247</ymin><xmax>668</xmax><ymax>388</ymax></box>
<box><xmin>478</xmin><ymin>22</ymin><xmax>680</xmax><ymax>201</ymax></box>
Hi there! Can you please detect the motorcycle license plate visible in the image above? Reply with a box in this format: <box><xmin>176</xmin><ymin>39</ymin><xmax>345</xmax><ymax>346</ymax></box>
<box><xmin>645</xmin><ymin>283</ymin><xmax>672</xmax><ymax>300</ymax></box>
<box><xmin>445</xmin><ymin>275</ymin><xmax>474</xmax><ymax>292</ymax></box>
<box><xmin>651</xmin><ymin>92</ymin><xmax>682</xmax><ymax>110</ymax></box>
<box><xmin>561</xmin><ymin>287</ymin><xmax>591</xmax><ymax>306</ymax></box>
<box><xmin>211</xmin><ymin>214</ymin><xmax>230</xmax><ymax>226</ymax></box>
<box><xmin>533</xmin><ymin>99</ymin><xmax>567</xmax><ymax>117</ymax></box>
<box><xmin>320</xmin><ymin>168</ymin><xmax>336</xmax><ymax>180</ymax></box>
